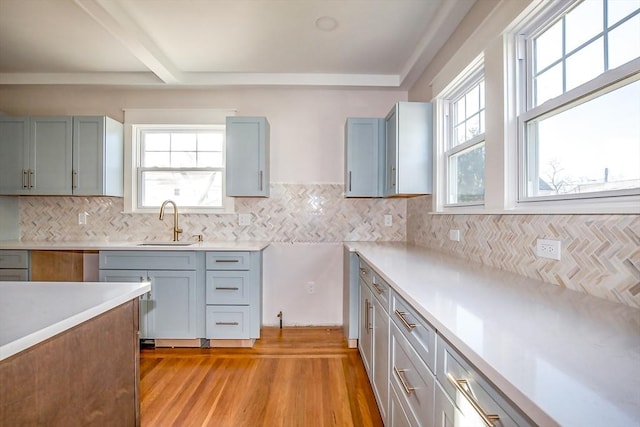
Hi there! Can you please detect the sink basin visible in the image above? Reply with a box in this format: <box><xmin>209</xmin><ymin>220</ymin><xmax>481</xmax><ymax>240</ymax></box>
<box><xmin>137</xmin><ymin>242</ymin><xmax>195</xmax><ymax>247</ymax></box>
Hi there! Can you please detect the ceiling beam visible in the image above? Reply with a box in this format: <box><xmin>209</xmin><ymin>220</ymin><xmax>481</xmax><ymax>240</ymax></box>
<box><xmin>73</xmin><ymin>0</ymin><xmax>183</xmax><ymax>84</ymax></box>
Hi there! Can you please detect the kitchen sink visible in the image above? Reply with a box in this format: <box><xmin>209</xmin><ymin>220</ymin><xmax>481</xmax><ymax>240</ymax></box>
<box><xmin>137</xmin><ymin>242</ymin><xmax>195</xmax><ymax>246</ymax></box>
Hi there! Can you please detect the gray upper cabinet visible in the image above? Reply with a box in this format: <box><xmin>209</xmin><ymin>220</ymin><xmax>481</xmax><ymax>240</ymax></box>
<box><xmin>72</xmin><ymin>116</ymin><xmax>123</xmax><ymax>196</ymax></box>
<box><xmin>384</xmin><ymin>102</ymin><xmax>433</xmax><ymax>197</ymax></box>
<box><xmin>0</xmin><ymin>115</ymin><xmax>123</xmax><ymax>196</ymax></box>
<box><xmin>226</xmin><ymin>116</ymin><xmax>270</xmax><ymax>197</ymax></box>
<box><xmin>344</xmin><ymin>118</ymin><xmax>384</xmax><ymax>197</ymax></box>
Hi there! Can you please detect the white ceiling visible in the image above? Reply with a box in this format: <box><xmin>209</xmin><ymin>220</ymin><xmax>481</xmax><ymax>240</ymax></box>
<box><xmin>0</xmin><ymin>0</ymin><xmax>475</xmax><ymax>88</ymax></box>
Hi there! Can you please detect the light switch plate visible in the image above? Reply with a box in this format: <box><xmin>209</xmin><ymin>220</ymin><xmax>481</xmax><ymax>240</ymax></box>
<box><xmin>449</xmin><ymin>229</ymin><xmax>460</xmax><ymax>241</ymax></box>
<box><xmin>238</xmin><ymin>213</ymin><xmax>252</xmax><ymax>226</ymax></box>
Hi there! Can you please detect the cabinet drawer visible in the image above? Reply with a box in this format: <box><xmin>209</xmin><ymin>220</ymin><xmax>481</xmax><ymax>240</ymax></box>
<box><xmin>370</xmin><ymin>273</ymin><xmax>390</xmax><ymax>312</ymax></box>
<box><xmin>206</xmin><ymin>271</ymin><xmax>250</xmax><ymax>305</ymax></box>
<box><xmin>358</xmin><ymin>259</ymin><xmax>374</xmax><ymax>285</ymax></box>
<box><xmin>0</xmin><ymin>250</ymin><xmax>29</xmax><ymax>269</ymax></box>
<box><xmin>206</xmin><ymin>306</ymin><xmax>250</xmax><ymax>339</ymax></box>
<box><xmin>391</xmin><ymin>291</ymin><xmax>436</xmax><ymax>374</ymax></box>
<box><xmin>99</xmin><ymin>251</ymin><xmax>196</xmax><ymax>270</ymax></box>
<box><xmin>436</xmin><ymin>336</ymin><xmax>532</xmax><ymax>427</ymax></box>
<box><xmin>0</xmin><ymin>269</ymin><xmax>29</xmax><ymax>281</ymax></box>
<box><xmin>205</xmin><ymin>251</ymin><xmax>250</xmax><ymax>270</ymax></box>
<box><xmin>390</xmin><ymin>323</ymin><xmax>435</xmax><ymax>427</ymax></box>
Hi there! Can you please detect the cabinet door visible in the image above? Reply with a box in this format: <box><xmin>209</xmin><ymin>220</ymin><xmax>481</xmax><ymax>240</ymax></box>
<box><xmin>73</xmin><ymin>116</ymin><xmax>124</xmax><ymax>196</ymax></box>
<box><xmin>344</xmin><ymin>118</ymin><xmax>384</xmax><ymax>197</ymax></box>
<box><xmin>358</xmin><ymin>280</ymin><xmax>373</xmax><ymax>377</ymax></box>
<box><xmin>372</xmin><ymin>296</ymin><xmax>389</xmax><ymax>423</ymax></box>
<box><xmin>148</xmin><ymin>270</ymin><xmax>198</xmax><ymax>339</ymax></box>
<box><xmin>30</xmin><ymin>116</ymin><xmax>73</xmax><ymax>195</ymax></box>
<box><xmin>226</xmin><ymin>117</ymin><xmax>269</xmax><ymax>197</ymax></box>
<box><xmin>384</xmin><ymin>108</ymin><xmax>398</xmax><ymax>196</ymax></box>
<box><xmin>98</xmin><ymin>269</ymin><xmax>150</xmax><ymax>338</ymax></box>
<box><xmin>0</xmin><ymin>117</ymin><xmax>29</xmax><ymax>194</ymax></box>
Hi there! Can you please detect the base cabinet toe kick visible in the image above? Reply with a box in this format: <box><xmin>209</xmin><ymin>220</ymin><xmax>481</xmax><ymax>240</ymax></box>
<box><xmin>99</xmin><ymin>249</ymin><xmax>263</xmax><ymax>347</ymax></box>
<box><xmin>350</xmin><ymin>254</ymin><xmax>535</xmax><ymax>427</ymax></box>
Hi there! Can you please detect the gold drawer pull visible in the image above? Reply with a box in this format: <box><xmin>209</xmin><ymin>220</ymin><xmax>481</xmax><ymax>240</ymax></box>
<box><xmin>372</xmin><ymin>283</ymin><xmax>384</xmax><ymax>295</ymax></box>
<box><xmin>394</xmin><ymin>310</ymin><xmax>416</xmax><ymax>331</ymax></box>
<box><xmin>393</xmin><ymin>366</ymin><xmax>415</xmax><ymax>395</ymax></box>
<box><xmin>215</xmin><ymin>322</ymin><xmax>239</xmax><ymax>326</ymax></box>
<box><xmin>447</xmin><ymin>373</ymin><xmax>500</xmax><ymax>427</ymax></box>
<box><xmin>215</xmin><ymin>287</ymin><xmax>240</xmax><ymax>291</ymax></box>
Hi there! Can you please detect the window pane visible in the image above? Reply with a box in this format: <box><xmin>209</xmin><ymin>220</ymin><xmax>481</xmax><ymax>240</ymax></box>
<box><xmin>454</xmin><ymin>123</ymin><xmax>466</xmax><ymax>146</ymax></box>
<box><xmin>607</xmin><ymin>0</ymin><xmax>640</xmax><ymax>26</ymax></box>
<box><xmin>535</xmin><ymin>63</ymin><xmax>563</xmax><ymax>105</ymax></box>
<box><xmin>198</xmin><ymin>132</ymin><xmax>224</xmax><ymax>151</ymax></box>
<box><xmin>144</xmin><ymin>133</ymin><xmax>170</xmax><ymax>151</ymax></box>
<box><xmin>465</xmin><ymin>85</ymin><xmax>480</xmax><ymax>118</ymax></box>
<box><xmin>565</xmin><ymin>0</ymin><xmax>603</xmax><ymax>53</ymax></box>
<box><xmin>608</xmin><ymin>13</ymin><xmax>640</xmax><ymax>69</ymax></box>
<box><xmin>448</xmin><ymin>143</ymin><xmax>485</xmax><ymax>204</ymax></box>
<box><xmin>535</xmin><ymin>19</ymin><xmax>563</xmax><ymax>72</ymax></box>
<box><xmin>525</xmin><ymin>79</ymin><xmax>640</xmax><ymax>197</ymax></box>
<box><xmin>171</xmin><ymin>133</ymin><xmax>197</xmax><ymax>151</ymax></box>
<box><xmin>143</xmin><ymin>152</ymin><xmax>170</xmax><ymax>168</ymax></box>
<box><xmin>141</xmin><ymin>171</ymin><xmax>223</xmax><ymax>207</ymax></box>
<box><xmin>466</xmin><ymin>114</ymin><xmax>480</xmax><ymax>140</ymax></box>
<box><xmin>198</xmin><ymin>152</ymin><xmax>223</xmax><ymax>168</ymax></box>
<box><xmin>170</xmin><ymin>151</ymin><xmax>197</xmax><ymax>168</ymax></box>
<box><xmin>566</xmin><ymin>38</ymin><xmax>604</xmax><ymax>90</ymax></box>
<box><xmin>455</xmin><ymin>99</ymin><xmax>465</xmax><ymax>125</ymax></box>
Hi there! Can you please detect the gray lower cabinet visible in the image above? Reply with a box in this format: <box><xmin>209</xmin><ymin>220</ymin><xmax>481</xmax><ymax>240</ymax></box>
<box><xmin>0</xmin><ymin>250</ymin><xmax>30</xmax><ymax>281</ymax></box>
<box><xmin>226</xmin><ymin>117</ymin><xmax>270</xmax><ymax>197</ymax></box>
<box><xmin>98</xmin><ymin>251</ymin><xmax>202</xmax><ymax>340</ymax></box>
<box><xmin>205</xmin><ymin>251</ymin><xmax>262</xmax><ymax>340</ymax></box>
<box><xmin>344</xmin><ymin>118</ymin><xmax>385</xmax><ymax>197</ymax></box>
<box><xmin>353</xmin><ymin>253</ymin><xmax>533</xmax><ymax>427</ymax></box>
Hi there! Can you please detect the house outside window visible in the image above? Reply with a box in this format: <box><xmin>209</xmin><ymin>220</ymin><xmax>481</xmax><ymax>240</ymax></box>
<box><xmin>443</xmin><ymin>71</ymin><xmax>486</xmax><ymax>206</ymax></box>
<box><xmin>519</xmin><ymin>0</ymin><xmax>640</xmax><ymax>204</ymax></box>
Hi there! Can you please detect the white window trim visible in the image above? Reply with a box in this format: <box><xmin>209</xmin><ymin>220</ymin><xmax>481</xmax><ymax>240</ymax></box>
<box><xmin>435</xmin><ymin>56</ymin><xmax>485</xmax><ymax>212</ymax></box>
<box><xmin>515</xmin><ymin>1</ymin><xmax>640</xmax><ymax>211</ymax></box>
<box><xmin>123</xmin><ymin>109</ymin><xmax>236</xmax><ymax>214</ymax></box>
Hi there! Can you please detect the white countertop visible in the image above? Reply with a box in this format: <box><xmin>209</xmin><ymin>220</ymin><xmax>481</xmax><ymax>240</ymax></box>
<box><xmin>0</xmin><ymin>281</ymin><xmax>151</xmax><ymax>361</ymax></box>
<box><xmin>0</xmin><ymin>240</ymin><xmax>270</xmax><ymax>251</ymax></box>
<box><xmin>346</xmin><ymin>242</ymin><xmax>640</xmax><ymax>427</ymax></box>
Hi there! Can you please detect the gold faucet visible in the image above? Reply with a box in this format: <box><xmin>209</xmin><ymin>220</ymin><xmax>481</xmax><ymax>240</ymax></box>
<box><xmin>159</xmin><ymin>200</ymin><xmax>183</xmax><ymax>241</ymax></box>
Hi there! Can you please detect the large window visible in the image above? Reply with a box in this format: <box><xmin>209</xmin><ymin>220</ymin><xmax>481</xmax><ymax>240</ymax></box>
<box><xmin>443</xmin><ymin>71</ymin><xmax>486</xmax><ymax>206</ymax></box>
<box><xmin>136</xmin><ymin>126</ymin><xmax>228</xmax><ymax>210</ymax></box>
<box><xmin>519</xmin><ymin>0</ymin><xmax>640</xmax><ymax>203</ymax></box>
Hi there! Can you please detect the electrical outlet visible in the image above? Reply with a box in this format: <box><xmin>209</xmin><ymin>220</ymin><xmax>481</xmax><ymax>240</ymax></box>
<box><xmin>306</xmin><ymin>281</ymin><xmax>316</xmax><ymax>294</ymax></box>
<box><xmin>78</xmin><ymin>212</ymin><xmax>88</xmax><ymax>225</ymax></box>
<box><xmin>449</xmin><ymin>229</ymin><xmax>460</xmax><ymax>242</ymax></box>
<box><xmin>384</xmin><ymin>215</ymin><xmax>392</xmax><ymax>227</ymax></box>
<box><xmin>536</xmin><ymin>239</ymin><xmax>561</xmax><ymax>260</ymax></box>
<box><xmin>238</xmin><ymin>213</ymin><xmax>252</xmax><ymax>226</ymax></box>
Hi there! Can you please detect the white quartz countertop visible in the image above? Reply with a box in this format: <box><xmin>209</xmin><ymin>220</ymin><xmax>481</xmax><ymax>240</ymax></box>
<box><xmin>0</xmin><ymin>240</ymin><xmax>270</xmax><ymax>251</ymax></box>
<box><xmin>345</xmin><ymin>242</ymin><xmax>640</xmax><ymax>427</ymax></box>
<box><xmin>0</xmin><ymin>281</ymin><xmax>151</xmax><ymax>361</ymax></box>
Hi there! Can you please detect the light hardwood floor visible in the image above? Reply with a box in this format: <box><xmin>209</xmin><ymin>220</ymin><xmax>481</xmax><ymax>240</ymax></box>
<box><xmin>140</xmin><ymin>327</ymin><xmax>383</xmax><ymax>427</ymax></box>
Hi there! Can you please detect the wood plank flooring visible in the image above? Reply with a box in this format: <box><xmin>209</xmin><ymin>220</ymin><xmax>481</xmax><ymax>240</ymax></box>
<box><xmin>140</xmin><ymin>327</ymin><xmax>383</xmax><ymax>427</ymax></box>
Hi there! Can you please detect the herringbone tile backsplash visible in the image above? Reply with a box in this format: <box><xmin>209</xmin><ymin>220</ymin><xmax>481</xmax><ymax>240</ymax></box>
<box><xmin>17</xmin><ymin>187</ymin><xmax>639</xmax><ymax>309</ymax></box>
<box><xmin>407</xmin><ymin>196</ymin><xmax>640</xmax><ymax>309</ymax></box>
<box><xmin>19</xmin><ymin>183</ymin><xmax>406</xmax><ymax>243</ymax></box>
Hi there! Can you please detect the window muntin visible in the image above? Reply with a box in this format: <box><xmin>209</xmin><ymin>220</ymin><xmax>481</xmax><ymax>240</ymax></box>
<box><xmin>520</xmin><ymin>0</ymin><xmax>640</xmax><ymax>203</ymax></box>
<box><xmin>445</xmin><ymin>75</ymin><xmax>486</xmax><ymax>206</ymax></box>
<box><xmin>137</xmin><ymin>127</ymin><xmax>226</xmax><ymax>209</ymax></box>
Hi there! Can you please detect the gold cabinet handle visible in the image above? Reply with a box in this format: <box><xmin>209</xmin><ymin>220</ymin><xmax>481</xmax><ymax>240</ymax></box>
<box><xmin>216</xmin><ymin>322</ymin><xmax>239</xmax><ymax>326</ymax></box>
<box><xmin>394</xmin><ymin>310</ymin><xmax>416</xmax><ymax>331</ymax></box>
<box><xmin>393</xmin><ymin>366</ymin><xmax>415</xmax><ymax>395</ymax></box>
<box><xmin>372</xmin><ymin>283</ymin><xmax>384</xmax><ymax>295</ymax></box>
<box><xmin>447</xmin><ymin>373</ymin><xmax>500</xmax><ymax>427</ymax></box>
